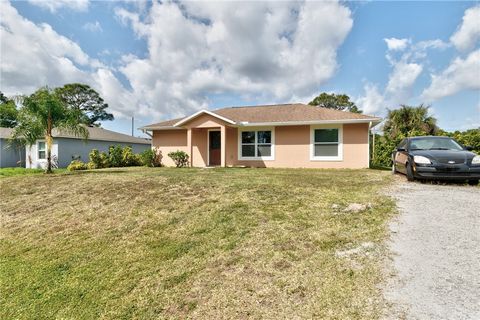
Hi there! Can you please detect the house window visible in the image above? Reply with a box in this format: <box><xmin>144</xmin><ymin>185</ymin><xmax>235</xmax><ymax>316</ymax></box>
<box><xmin>239</xmin><ymin>129</ymin><xmax>274</xmax><ymax>160</ymax></box>
<box><xmin>38</xmin><ymin>141</ymin><xmax>46</xmax><ymax>160</ymax></box>
<box><xmin>310</xmin><ymin>125</ymin><xmax>343</xmax><ymax>161</ymax></box>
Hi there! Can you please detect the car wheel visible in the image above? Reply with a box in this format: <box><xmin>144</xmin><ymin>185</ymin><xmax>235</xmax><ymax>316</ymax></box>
<box><xmin>406</xmin><ymin>162</ymin><xmax>415</xmax><ymax>182</ymax></box>
<box><xmin>467</xmin><ymin>179</ymin><xmax>479</xmax><ymax>186</ymax></box>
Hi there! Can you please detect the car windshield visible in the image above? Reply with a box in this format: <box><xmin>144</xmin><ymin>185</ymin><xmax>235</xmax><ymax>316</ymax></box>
<box><xmin>409</xmin><ymin>138</ymin><xmax>463</xmax><ymax>151</ymax></box>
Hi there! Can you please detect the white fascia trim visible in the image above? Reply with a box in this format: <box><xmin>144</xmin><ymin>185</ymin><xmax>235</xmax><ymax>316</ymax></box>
<box><xmin>238</xmin><ymin>118</ymin><xmax>381</xmax><ymax>127</ymax></box>
<box><xmin>140</xmin><ymin>126</ymin><xmax>184</xmax><ymax>131</ymax></box>
<box><xmin>309</xmin><ymin>124</ymin><xmax>344</xmax><ymax>161</ymax></box>
<box><xmin>174</xmin><ymin>110</ymin><xmax>236</xmax><ymax>127</ymax></box>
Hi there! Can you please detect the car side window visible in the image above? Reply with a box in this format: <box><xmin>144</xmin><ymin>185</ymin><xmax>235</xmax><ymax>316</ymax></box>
<box><xmin>398</xmin><ymin>139</ymin><xmax>407</xmax><ymax>150</ymax></box>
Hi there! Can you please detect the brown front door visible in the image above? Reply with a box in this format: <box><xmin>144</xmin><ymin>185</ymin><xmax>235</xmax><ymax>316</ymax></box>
<box><xmin>209</xmin><ymin>131</ymin><xmax>221</xmax><ymax>166</ymax></box>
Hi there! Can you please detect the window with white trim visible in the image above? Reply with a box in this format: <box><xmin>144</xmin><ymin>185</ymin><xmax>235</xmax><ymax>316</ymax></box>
<box><xmin>38</xmin><ymin>141</ymin><xmax>46</xmax><ymax>160</ymax></box>
<box><xmin>239</xmin><ymin>129</ymin><xmax>274</xmax><ymax>160</ymax></box>
<box><xmin>310</xmin><ymin>125</ymin><xmax>343</xmax><ymax>161</ymax></box>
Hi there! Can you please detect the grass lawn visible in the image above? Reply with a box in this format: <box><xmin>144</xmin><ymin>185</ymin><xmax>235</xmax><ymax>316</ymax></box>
<box><xmin>0</xmin><ymin>167</ymin><xmax>44</xmax><ymax>177</ymax></box>
<box><xmin>0</xmin><ymin>167</ymin><xmax>394</xmax><ymax>319</ymax></box>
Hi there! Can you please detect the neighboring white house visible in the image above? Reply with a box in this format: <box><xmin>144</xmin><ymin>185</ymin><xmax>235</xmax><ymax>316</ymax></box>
<box><xmin>26</xmin><ymin>126</ymin><xmax>151</xmax><ymax>169</ymax></box>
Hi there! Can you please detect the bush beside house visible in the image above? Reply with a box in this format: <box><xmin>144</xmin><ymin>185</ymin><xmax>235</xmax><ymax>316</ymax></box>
<box><xmin>67</xmin><ymin>146</ymin><xmax>162</xmax><ymax>171</ymax></box>
<box><xmin>167</xmin><ymin>150</ymin><xmax>189</xmax><ymax>167</ymax></box>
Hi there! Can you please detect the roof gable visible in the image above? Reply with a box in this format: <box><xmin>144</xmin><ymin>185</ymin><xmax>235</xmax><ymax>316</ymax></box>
<box><xmin>174</xmin><ymin>110</ymin><xmax>236</xmax><ymax>126</ymax></box>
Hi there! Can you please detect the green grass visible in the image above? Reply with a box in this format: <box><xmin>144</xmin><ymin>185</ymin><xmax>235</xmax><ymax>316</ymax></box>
<box><xmin>0</xmin><ymin>167</ymin><xmax>395</xmax><ymax>319</ymax></box>
<box><xmin>0</xmin><ymin>167</ymin><xmax>44</xmax><ymax>177</ymax></box>
<box><xmin>0</xmin><ymin>167</ymin><xmax>68</xmax><ymax>177</ymax></box>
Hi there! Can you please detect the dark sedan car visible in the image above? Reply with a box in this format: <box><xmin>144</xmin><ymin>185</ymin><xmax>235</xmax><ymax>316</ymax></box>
<box><xmin>392</xmin><ymin>136</ymin><xmax>480</xmax><ymax>185</ymax></box>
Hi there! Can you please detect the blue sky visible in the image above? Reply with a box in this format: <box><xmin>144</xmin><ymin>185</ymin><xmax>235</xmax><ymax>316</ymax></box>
<box><xmin>1</xmin><ymin>0</ymin><xmax>479</xmax><ymax>135</ymax></box>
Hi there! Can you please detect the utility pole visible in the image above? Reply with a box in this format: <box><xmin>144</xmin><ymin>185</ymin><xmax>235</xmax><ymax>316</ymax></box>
<box><xmin>131</xmin><ymin>116</ymin><xmax>134</xmax><ymax>136</ymax></box>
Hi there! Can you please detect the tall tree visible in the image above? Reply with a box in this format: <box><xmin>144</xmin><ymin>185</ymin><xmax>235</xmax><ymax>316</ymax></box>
<box><xmin>309</xmin><ymin>92</ymin><xmax>362</xmax><ymax>113</ymax></box>
<box><xmin>55</xmin><ymin>83</ymin><xmax>114</xmax><ymax>127</ymax></box>
<box><xmin>12</xmin><ymin>87</ymin><xmax>88</xmax><ymax>173</ymax></box>
<box><xmin>0</xmin><ymin>92</ymin><xmax>19</xmax><ymax>128</ymax></box>
<box><xmin>383</xmin><ymin>104</ymin><xmax>438</xmax><ymax>139</ymax></box>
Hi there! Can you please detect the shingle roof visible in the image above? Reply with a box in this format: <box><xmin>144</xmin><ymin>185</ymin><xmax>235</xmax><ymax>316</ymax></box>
<box><xmin>0</xmin><ymin>126</ymin><xmax>151</xmax><ymax>144</ymax></box>
<box><xmin>141</xmin><ymin>103</ymin><xmax>381</xmax><ymax>129</ymax></box>
<box><xmin>54</xmin><ymin>126</ymin><xmax>151</xmax><ymax>144</ymax></box>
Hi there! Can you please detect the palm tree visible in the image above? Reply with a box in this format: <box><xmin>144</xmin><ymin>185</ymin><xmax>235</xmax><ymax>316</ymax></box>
<box><xmin>383</xmin><ymin>104</ymin><xmax>438</xmax><ymax>139</ymax></box>
<box><xmin>12</xmin><ymin>87</ymin><xmax>88</xmax><ymax>173</ymax></box>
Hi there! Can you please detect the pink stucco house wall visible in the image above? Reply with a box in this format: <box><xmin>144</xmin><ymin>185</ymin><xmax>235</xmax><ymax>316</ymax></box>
<box><xmin>140</xmin><ymin>103</ymin><xmax>381</xmax><ymax>168</ymax></box>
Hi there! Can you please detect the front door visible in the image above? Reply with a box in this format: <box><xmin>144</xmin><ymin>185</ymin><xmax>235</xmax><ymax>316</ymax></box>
<box><xmin>209</xmin><ymin>131</ymin><xmax>221</xmax><ymax>166</ymax></box>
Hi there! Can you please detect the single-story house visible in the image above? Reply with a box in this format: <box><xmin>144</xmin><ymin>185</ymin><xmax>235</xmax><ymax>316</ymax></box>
<box><xmin>140</xmin><ymin>103</ymin><xmax>381</xmax><ymax>168</ymax></box>
<box><xmin>25</xmin><ymin>126</ymin><xmax>151</xmax><ymax>169</ymax></box>
<box><xmin>0</xmin><ymin>127</ymin><xmax>26</xmax><ymax>168</ymax></box>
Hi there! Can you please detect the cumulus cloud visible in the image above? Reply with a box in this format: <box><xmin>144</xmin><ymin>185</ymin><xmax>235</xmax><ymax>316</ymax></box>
<box><xmin>384</xmin><ymin>38</ymin><xmax>409</xmax><ymax>51</ymax></box>
<box><xmin>385</xmin><ymin>61</ymin><xmax>423</xmax><ymax>102</ymax></box>
<box><xmin>422</xmin><ymin>49</ymin><xmax>480</xmax><ymax>101</ymax></box>
<box><xmin>83</xmin><ymin>21</ymin><xmax>102</xmax><ymax>33</ymax></box>
<box><xmin>356</xmin><ymin>83</ymin><xmax>385</xmax><ymax>115</ymax></box>
<box><xmin>0</xmin><ymin>1</ymin><xmax>139</xmax><ymax>118</ymax></box>
<box><xmin>114</xmin><ymin>0</ymin><xmax>353</xmax><ymax>117</ymax></box>
<box><xmin>419</xmin><ymin>5</ymin><xmax>480</xmax><ymax>103</ymax></box>
<box><xmin>357</xmin><ymin>37</ymin><xmax>425</xmax><ymax>114</ymax></box>
<box><xmin>27</xmin><ymin>0</ymin><xmax>89</xmax><ymax>13</ymax></box>
<box><xmin>1</xmin><ymin>0</ymin><xmax>353</xmax><ymax>121</ymax></box>
<box><xmin>450</xmin><ymin>5</ymin><xmax>480</xmax><ymax>52</ymax></box>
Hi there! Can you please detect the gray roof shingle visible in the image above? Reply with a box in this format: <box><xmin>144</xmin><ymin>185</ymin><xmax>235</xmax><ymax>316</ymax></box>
<box><xmin>141</xmin><ymin>103</ymin><xmax>381</xmax><ymax>129</ymax></box>
<box><xmin>0</xmin><ymin>126</ymin><xmax>151</xmax><ymax>144</ymax></box>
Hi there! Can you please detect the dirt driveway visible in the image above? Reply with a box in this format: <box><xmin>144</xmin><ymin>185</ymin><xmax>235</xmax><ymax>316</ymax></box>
<box><xmin>385</xmin><ymin>177</ymin><xmax>480</xmax><ymax>319</ymax></box>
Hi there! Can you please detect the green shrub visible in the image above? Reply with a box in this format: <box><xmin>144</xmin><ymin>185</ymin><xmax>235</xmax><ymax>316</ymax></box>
<box><xmin>122</xmin><ymin>146</ymin><xmax>141</xmax><ymax>166</ymax></box>
<box><xmin>139</xmin><ymin>148</ymin><xmax>162</xmax><ymax>167</ymax></box>
<box><xmin>86</xmin><ymin>161</ymin><xmax>96</xmax><ymax>170</ymax></box>
<box><xmin>108</xmin><ymin>145</ymin><xmax>123</xmax><ymax>167</ymax></box>
<box><xmin>89</xmin><ymin>149</ymin><xmax>109</xmax><ymax>169</ymax></box>
<box><xmin>67</xmin><ymin>160</ymin><xmax>87</xmax><ymax>171</ymax></box>
<box><xmin>168</xmin><ymin>150</ymin><xmax>189</xmax><ymax>167</ymax></box>
<box><xmin>448</xmin><ymin>129</ymin><xmax>480</xmax><ymax>154</ymax></box>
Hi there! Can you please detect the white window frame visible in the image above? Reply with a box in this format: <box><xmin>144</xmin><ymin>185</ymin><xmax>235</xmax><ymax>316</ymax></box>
<box><xmin>310</xmin><ymin>124</ymin><xmax>343</xmax><ymax>161</ymax></box>
<box><xmin>37</xmin><ymin>140</ymin><xmax>46</xmax><ymax>160</ymax></box>
<box><xmin>238</xmin><ymin>127</ymin><xmax>275</xmax><ymax>161</ymax></box>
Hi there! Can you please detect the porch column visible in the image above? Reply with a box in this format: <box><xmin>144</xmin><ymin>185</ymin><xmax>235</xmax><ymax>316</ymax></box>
<box><xmin>187</xmin><ymin>128</ymin><xmax>193</xmax><ymax>167</ymax></box>
<box><xmin>220</xmin><ymin>125</ymin><xmax>226</xmax><ymax>167</ymax></box>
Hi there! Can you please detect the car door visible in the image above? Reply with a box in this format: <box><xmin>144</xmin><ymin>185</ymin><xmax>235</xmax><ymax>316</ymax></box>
<box><xmin>394</xmin><ymin>139</ymin><xmax>408</xmax><ymax>173</ymax></box>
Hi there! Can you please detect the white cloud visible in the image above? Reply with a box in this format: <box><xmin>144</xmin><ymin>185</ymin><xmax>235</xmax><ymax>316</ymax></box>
<box><xmin>386</xmin><ymin>61</ymin><xmax>423</xmax><ymax>102</ymax></box>
<box><xmin>1</xmin><ymin>1</ymin><xmax>354</xmax><ymax>121</ymax></box>
<box><xmin>27</xmin><ymin>0</ymin><xmax>89</xmax><ymax>13</ymax></box>
<box><xmin>358</xmin><ymin>38</ymin><xmax>428</xmax><ymax>115</ymax></box>
<box><xmin>0</xmin><ymin>1</ymin><xmax>138</xmax><ymax>119</ymax></box>
<box><xmin>115</xmin><ymin>1</ymin><xmax>353</xmax><ymax>117</ymax></box>
<box><xmin>356</xmin><ymin>83</ymin><xmax>385</xmax><ymax>115</ymax></box>
<box><xmin>450</xmin><ymin>5</ymin><xmax>480</xmax><ymax>52</ymax></box>
<box><xmin>384</xmin><ymin>38</ymin><xmax>409</xmax><ymax>51</ymax></box>
<box><xmin>422</xmin><ymin>49</ymin><xmax>480</xmax><ymax>101</ymax></box>
<box><xmin>83</xmin><ymin>21</ymin><xmax>102</xmax><ymax>33</ymax></box>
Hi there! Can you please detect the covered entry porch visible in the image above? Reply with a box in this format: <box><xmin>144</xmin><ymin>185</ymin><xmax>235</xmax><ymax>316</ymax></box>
<box><xmin>186</xmin><ymin>126</ymin><xmax>227</xmax><ymax>167</ymax></box>
<box><xmin>178</xmin><ymin>110</ymin><xmax>235</xmax><ymax>167</ymax></box>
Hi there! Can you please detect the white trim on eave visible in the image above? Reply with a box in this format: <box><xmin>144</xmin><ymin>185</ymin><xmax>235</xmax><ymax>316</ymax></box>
<box><xmin>140</xmin><ymin>126</ymin><xmax>184</xmax><ymax>131</ymax></box>
<box><xmin>174</xmin><ymin>110</ymin><xmax>236</xmax><ymax>126</ymax></box>
<box><xmin>238</xmin><ymin>118</ymin><xmax>381</xmax><ymax>127</ymax></box>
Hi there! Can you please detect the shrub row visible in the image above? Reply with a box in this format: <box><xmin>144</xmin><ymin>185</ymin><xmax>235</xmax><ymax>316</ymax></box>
<box><xmin>67</xmin><ymin>146</ymin><xmax>162</xmax><ymax>171</ymax></box>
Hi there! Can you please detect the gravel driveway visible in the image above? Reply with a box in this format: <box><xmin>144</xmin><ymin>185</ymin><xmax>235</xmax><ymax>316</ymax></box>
<box><xmin>385</xmin><ymin>177</ymin><xmax>480</xmax><ymax>319</ymax></box>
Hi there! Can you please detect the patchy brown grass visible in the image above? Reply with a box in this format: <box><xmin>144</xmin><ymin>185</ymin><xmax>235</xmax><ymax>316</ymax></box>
<box><xmin>0</xmin><ymin>167</ymin><xmax>395</xmax><ymax>319</ymax></box>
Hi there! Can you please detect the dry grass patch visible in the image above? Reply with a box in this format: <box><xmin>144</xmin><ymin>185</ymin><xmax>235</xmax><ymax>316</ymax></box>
<box><xmin>0</xmin><ymin>167</ymin><xmax>394</xmax><ymax>319</ymax></box>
